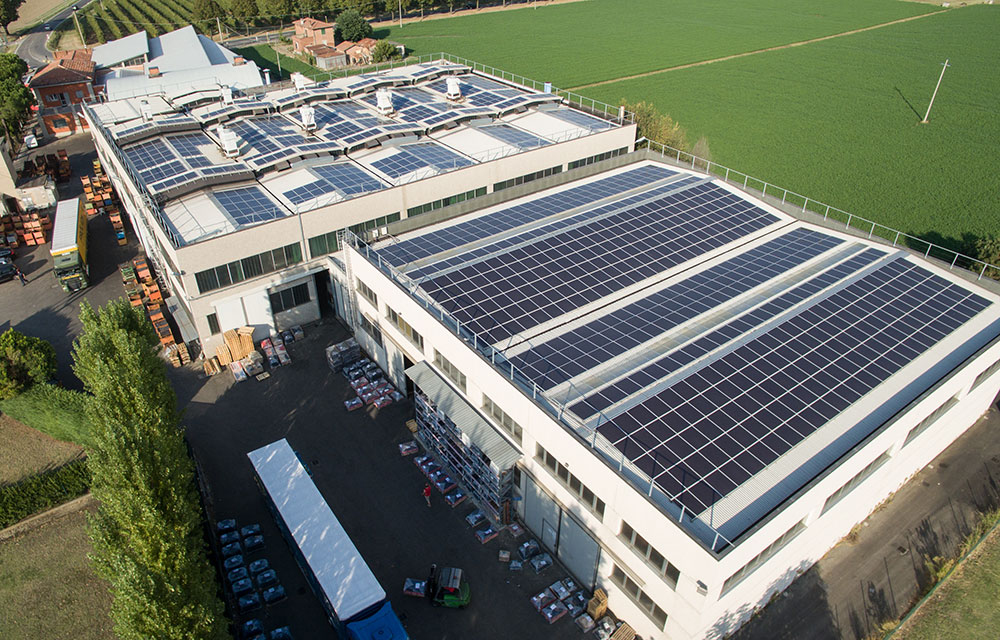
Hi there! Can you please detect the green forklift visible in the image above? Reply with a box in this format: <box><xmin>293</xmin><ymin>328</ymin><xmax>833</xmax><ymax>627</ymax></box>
<box><xmin>427</xmin><ymin>565</ymin><xmax>471</xmax><ymax>608</ymax></box>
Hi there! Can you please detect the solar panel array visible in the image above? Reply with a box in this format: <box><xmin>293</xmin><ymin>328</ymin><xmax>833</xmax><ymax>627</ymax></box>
<box><xmin>419</xmin><ymin>180</ymin><xmax>780</xmax><ymax>344</ymax></box>
<box><xmin>282</xmin><ymin>162</ymin><xmax>387</xmax><ymax>206</ymax></box>
<box><xmin>377</xmin><ymin>164</ymin><xmax>676</xmax><ymax>267</ymax></box>
<box><xmin>547</xmin><ymin>108</ymin><xmax>615</xmax><ymax>132</ymax></box>
<box><xmin>214</xmin><ymin>186</ymin><xmax>287</xmax><ymax>226</ymax></box>
<box><xmin>570</xmin><ymin>248</ymin><xmax>888</xmax><ymax>419</ymax></box>
<box><xmin>370</xmin><ymin>143</ymin><xmax>473</xmax><ymax>180</ymax></box>
<box><xmin>596</xmin><ymin>257</ymin><xmax>990</xmax><ymax>514</ymax></box>
<box><xmin>512</xmin><ymin>228</ymin><xmax>844</xmax><ymax>389</ymax></box>
<box><xmin>480</xmin><ymin>123</ymin><xmax>551</xmax><ymax>150</ymax></box>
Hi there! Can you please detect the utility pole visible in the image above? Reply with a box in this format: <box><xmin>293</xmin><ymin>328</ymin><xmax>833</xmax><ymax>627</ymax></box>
<box><xmin>399</xmin><ymin>0</ymin><xmax>404</xmax><ymax>27</ymax></box>
<box><xmin>922</xmin><ymin>59</ymin><xmax>950</xmax><ymax>124</ymax></box>
<box><xmin>72</xmin><ymin>5</ymin><xmax>84</xmax><ymax>44</ymax></box>
<box><xmin>217</xmin><ymin>16</ymin><xmax>223</xmax><ymax>42</ymax></box>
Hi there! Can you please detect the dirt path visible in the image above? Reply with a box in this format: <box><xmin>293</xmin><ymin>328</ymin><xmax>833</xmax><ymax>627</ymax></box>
<box><xmin>0</xmin><ymin>493</ymin><xmax>93</xmax><ymax>542</ymax></box>
<box><xmin>566</xmin><ymin>9</ymin><xmax>947</xmax><ymax>92</ymax></box>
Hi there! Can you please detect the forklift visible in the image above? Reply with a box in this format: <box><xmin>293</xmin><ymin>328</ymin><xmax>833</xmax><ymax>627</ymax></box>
<box><xmin>427</xmin><ymin>564</ymin><xmax>471</xmax><ymax>608</ymax></box>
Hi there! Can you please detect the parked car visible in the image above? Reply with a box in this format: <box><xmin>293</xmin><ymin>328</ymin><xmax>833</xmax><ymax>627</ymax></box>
<box><xmin>240</xmin><ymin>619</ymin><xmax>263</xmax><ymax>639</ymax></box>
<box><xmin>217</xmin><ymin>519</ymin><xmax>237</xmax><ymax>533</ymax></box>
<box><xmin>240</xmin><ymin>523</ymin><xmax>261</xmax><ymax>538</ymax></box>
<box><xmin>0</xmin><ymin>258</ymin><xmax>15</xmax><ymax>283</ymax></box>
<box><xmin>243</xmin><ymin>535</ymin><xmax>265</xmax><ymax>553</ymax></box>
<box><xmin>255</xmin><ymin>569</ymin><xmax>278</xmax><ymax>588</ymax></box>
<box><xmin>261</xmin><ymin>585</ymin><xmax>286</xmax><ymax>604</ymax></box>
<box><xmin>231</xmin><ymin>578</ymin><xmax>254</xmax><ymax>597</ymax></box>
<box><xmin>227</xmin><ymin>566</ymin><xmax>249</xmax><ymax>583</ymax></box>
<box><xmin>238</xmin><ymin>592</ymin><xmax>262</xmax><ymax>613</ymax></box>
<box><xmin>221</xmin><ymin>542</ymin><xmax>243</xmax><ymax>557</ymax></box>
<box><xmin>248</xmin><ymin>558</ymin><xmax>270</xmax><ymax>576</ymax></box>
<box><xmin>223</xmin><ymin>554</ymin><xmax>245</xmax><ymax>571</ymax></box>
<box><xmin>220</xmin><ymin>531</ymin><xmax>241</xmax><ymax>545</ymax></box>
<box><xmin>270</xmin><ymin>627</ymin><xmax>293</xmax><ymax>640</ymax></box>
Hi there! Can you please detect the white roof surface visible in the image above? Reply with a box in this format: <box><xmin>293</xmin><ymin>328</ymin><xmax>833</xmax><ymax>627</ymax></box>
<box><xmin>247</xmin><ymin>439</ymin><xmax>386</xmax><ymax>621</ymax></box>
<box><xmin>51</xmin><ymin>198</ymin><xmax>80</xmax><ymax>253</ymax></box>
<box><xmin>92</xmin><ymin>30</ymin><xmax>149</xmax><ymax>68</ymax></box>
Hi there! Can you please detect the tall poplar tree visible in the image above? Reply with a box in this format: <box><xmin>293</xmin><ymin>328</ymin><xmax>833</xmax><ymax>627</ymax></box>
<box><xmin>72</xmin><ymin>300</ymin><xmax>227</xmax><ymax>640</ymax></box>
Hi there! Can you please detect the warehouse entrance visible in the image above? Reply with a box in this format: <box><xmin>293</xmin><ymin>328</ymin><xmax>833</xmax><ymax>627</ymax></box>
<box><xmin>314</xmin><ymin>270</ymin><xmax>334</xmax><ymax>316</ymax></box>
<box><xmin>522</xmin><ymin>474</ymin><xmax>601</xmax><ymax>590</ymax></box>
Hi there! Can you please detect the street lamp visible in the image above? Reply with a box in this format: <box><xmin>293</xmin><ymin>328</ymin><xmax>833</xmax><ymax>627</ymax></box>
<box><xmin>71</xmin><ymin>5</ymin><xmax>84</xmax><ymax>45</ymax></box>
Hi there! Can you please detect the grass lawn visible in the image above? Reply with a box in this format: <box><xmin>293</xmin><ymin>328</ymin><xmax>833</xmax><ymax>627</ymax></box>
<box><xmin>383</xmin><ymin>0</ymin><xmax>939</xmax><ymax>87</ymax></box>
<box><xmin>0</xmin><ymin>497</ymin><xmax>113</xmax><ymax>640</ymax></box>
<box><xmin>582</xmin><ymin>6</ymin><xmax>1000</xmax><ymax>246</ymax></box>
<box><xmin>234</xmin><ymin>44</ymin><xmax>329</xmax><ymax>81</ymax></box>
<box><xmin>0</xmin><ymin>414</ymin><xmax>83</xmax><ymax>486</ymax></box>
<box><xmin>896</xmin><ymin>522</ymin><xmax>1000</xmax><ymax>640</ymax></box>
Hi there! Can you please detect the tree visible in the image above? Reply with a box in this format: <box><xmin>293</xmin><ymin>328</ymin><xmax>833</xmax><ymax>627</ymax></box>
<box><xmin>72</xmin><ymin>300</ymin><xmax>227</xmax><ymax>640</ymax></box>
<box><xmin>0</xmin><ymin>329</ymin><xmax>56</xmax><ymax>400</ymax></box>
<box><xmin>620</xmin><ymin>100</ymin><xmax>688</xmax><ymax>151</ymax></box>
<box><xmin>337</xmin><ymin>8</ymin><xmax>372</xmax><ymax>40</ymax></box>
<box><xmin>193</xmin><ymin>0</ymin><xmax>226</xmax><ymax>27</ymax></box>
<box><xmin>227</xmin><ymin>0</ymin><xmax>260</xmax><ymax>20</ymax></box>
<box><xmin>256</xmin><ymin>0</ymin><xmax>294</xmax><ymax>21</ymax></box>
<box><xmin>0</xmin><ymin>76</ymin><xmax>33</xmax><ymax>140</ymax></box>
<box><xmin>372</xmin><ymin>39</ymin><xmax>399</xmax><ymax>63</ymax></box>
<box><xmin>974</xmin><ymin>235</ymin><xmax>1000</xmax><ymax>281</ymax></box>
<box><xmin>0</xmin><ymin>0</ymin><xmax>25</xmax><ymax>36</ymax></box>
<box><xmin>0</xmin><ymin>52</ymin><xmax>27</xmax><ymax>81</ymax></box>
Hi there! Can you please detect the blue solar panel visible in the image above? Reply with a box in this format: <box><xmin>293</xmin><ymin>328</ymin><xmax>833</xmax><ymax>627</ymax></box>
<box><xmin>420</xmin><ymin>180</ymin><xmax>780</xmax><ymax>344</ymax></box>
<box><xmin>215</xmin><ymin>186</ymin><xmax>286</xmax><ymax>226</ymax></box>
<box><xmin>284</xmin><ymin>180</ymin><xmax>336</xmax><ymax>205</ymax></box>
<box><xmin>370</xmin><ymin>143</ymin><xmax>472</xmax><ymax>179</ymax></box>
<box><xmin>513</xmin><ymin>228</ymin><xmax>845</xmax><ymax>389</ymax></box>
<box><xmin>377</xmin><ymin>164</ymin><xmax>677</xmax><ymax>267</ymax></box>
<box><xmin>597</xmin><ymin>257</ymin><xmax>991</xmax><ymax>514</ymax></box>
<box><xmin>571</xmin><ymin>248</ymin><xmax>889</xmax><ymax>418</ymax></box>
<box><xmin>229</xmin><ymin>121</ymin><xmax>279</xmax><ymax>154</ymax></box>
<box><xmin>125</xmin><ymin>139</ymin><xmax>176</xmax><ymax>171</ymax></box>
<box><xmin>398</xmin><ymin>104</ymin><xmax>440</xmax><ymax>123</ymax></box>
<box><xmin>480</xmin><ymin>124</ymin><xmax>550</xmax><ymax>150</ymax></box>
<box><xmin>547</xmin><ymin>108</ymin><xmax>615</xmax><ymax>132</ymax></box>
<box><xmin>313</xmin><ymin>163</ymin><xmax>386</xmax><ymax>195</ymax></box>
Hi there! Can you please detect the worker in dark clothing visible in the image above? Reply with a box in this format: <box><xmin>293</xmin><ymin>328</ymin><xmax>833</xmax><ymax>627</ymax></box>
<box><xmin>14</xmin><ymin>265</ymin><xmax>26</xmax><ymax>286</ymax></box>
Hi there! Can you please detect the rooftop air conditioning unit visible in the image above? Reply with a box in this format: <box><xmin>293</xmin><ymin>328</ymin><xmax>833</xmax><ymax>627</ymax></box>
<box><xmin>218</xmin><ymin>125</ymin><xmax>241</xmax><ymax>158</ymax></box>
<box><xmin>375</xmin><ymin>88</ymin><xmax>395</xmax><ymax>116</ymax></box>
<box><xmin>300</xmin><ymin>105</ymin><xmax>317</xmax><ymax>133</ymax></box>
<box><xmin>292</xmin><ymin>72</ymin><xmax>307</xmax><ymax>92</ymax></box>
<box><xmin>445</xmin><ymin>77</ymin><xmax>463</xmax><ymax>102</ymax></box>
<box><xmin>220</xmin><ymin>86</ymin><xmax>234</xmax><ymax>105</ymax></box>
<box><xmin>139</xmin><ymin>99</ymin><xmax>153</xmax><ymax>122</ymax></box>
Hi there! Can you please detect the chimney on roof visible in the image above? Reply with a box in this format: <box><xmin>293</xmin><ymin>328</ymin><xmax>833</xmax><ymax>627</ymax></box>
<box><xmin>217</xmin><ymin>124</ymin><xmax>241</xmax><ymax>158</ymax></box>
<box><xmin>220</xmin><ymin>85</ymin><xmax>234</xmax><ymax>105</ymax></box>
<box><xmin>147</xmin><ymin>66</ymin><xmax>160</xmax><ymax>78</ymax></box>
<box><xmin>300</xmin><ymin>105</ymin><xmax>317</xmax><ymax>134</ymax></box>
<box><xmin>139</xmin><ymin>99</ymin><xmax>153</xmax><ymax>122</ymax></box>
<box><xmin>233</xmin><ymin>56</ymin><xmax>245</xmax><ymax>66</ymax></box>
<box><xmin>292</xmin><ymin>72</ymin><xmax>307</xmax><ymax>92</ymax></box>
<box><xmin>375</xmin><ymin>88</ymin><xmax>395</xmax><ymax>116</ymax></box>
<box><xmin>445</xmin><ymin>77</ymin><xmax>463</xmax><ymax>102</ymax></box>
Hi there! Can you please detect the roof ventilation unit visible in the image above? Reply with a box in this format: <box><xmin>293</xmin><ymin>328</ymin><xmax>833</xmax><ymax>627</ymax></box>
<box><xmin>292</xmin><ymin>72</ymin><xmax>308</xmax><ymax>92</ymax></box>
<box><xmin>220</xmin><ymin>85</ymin><xmax>234</xmax><ymax>105</ymax></box>
<box><xmin>375</xmin><ymin>88</ymin><xmax>395</xmax><ymax>116</ymax></box>
<box><xmin>139</xmin><ymin>99</ymin><xmax>153</xmax><ymax>122</ymax></box>
<box><xmin>445</xmin><ymin>77</ymin><xmax>463</xmax><ymax>102</ymax></box>
<box><xmin>300</xmin><ymin>105</ymin><xmax>317</xmax><ymax>133</ymax></box>
<box><xmin>218</xmin><ymin>124</ymin><xmax>241</xmax><ymax>158</ymax></box>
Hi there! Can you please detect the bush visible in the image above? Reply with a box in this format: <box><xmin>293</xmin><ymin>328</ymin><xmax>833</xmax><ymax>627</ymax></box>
<box><xmin>0</xmin><ymin>458</ymin><xmax>90</xmax><ymax>528</ymax></box>
<box><xmin>0</xmin><ymin>329</ymin><xmax>57</xmax><ymax>400</ymax></box>
<box><xmin>372</xmin><ymin>39</ymin><xmax>400</xmax><ymax>63</ymax></box>
<box><xmin>0</xmin><ymin>383</ymin><xmax>91</xmax><ymax>447</ymax></box>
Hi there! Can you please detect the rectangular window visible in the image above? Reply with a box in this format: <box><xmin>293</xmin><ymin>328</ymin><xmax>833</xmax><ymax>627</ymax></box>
<box><xmin>407</xmin><ymin>187</ymin><xmax>487</xmax><ymax>217</ymax></box>
<box><xmin>822</xmin><ymin>451</ymin><xmax>891</xmax><ymax>514</ymax></box>
<box><xmin>973</xmin><ymin>356</ymin><xmax>1000</xmax><ymax>390</ymax></box>
<box><xmin>206</xmin><ymin>313</ymin><xmax>220</xmax><ymax>335</ymax></box>
<box><xmin>385</xmin><ymin>306</ymin><xmax>424</xmax><ymax>351</ymax></box>
<box><xmin>535</xmin><ymin>445</ymin><xmax>605</xmax><ymax>520</ymax></box>
<box><xmin>433</xmin><ymin>350</ymin><xmax>467</xmax><ymax>393</ymax></box>
<box><xmin>358</xmin><ymin>314</ymin><xmax>383</xmax><ymax>348</ymax></box>
<box><xmin>482</xmin><ymin>396</ymin><xmax>523</xmax><ymax>444</ymax></box>
<box><xmin>493</xmin><ymin>165</ymin><xmax>563</xmax><ymax>191</ymax></box>
<box><xmin>194</xmin><ymin>243</ymin><xmax>303</xmax><ymax>294</ymax></box>
<box><xmin>348</xmin><ymin>212</ymin><xmax>401</xmax><ymax>238</ymax></box>
<box><xmin>269</xmin><ymin>283</ymin><xmax>311</xmax><ymax>314</ymax></box>
<box><xmin>904</xmin><ymin>396</ymin><xmax>960</xmax><ymax>447</ymax></box>
<box><xmin>568</xmin><ymin>147</ymin><xmax>627</xmax><ymax>170</ymax></box>
<box><xmin>620</xmin><ymin>521</ymin><xmax>680</xmax><ymax>589</ymax></box>
<box><xmin>721</xmin><ymin>520</ymin><xmax>806</xmax><ymax>594</ymax></box>
<box><xmin>610</xmin><ymin>564</ymin><xmax>668</xmax><ymax>630</ymax></box>
<box><xmin>308</xmin><ymin>230</ymin><xmax>340</xmax><ymax>258</ymax></box>
<box><xmin>356</xmin><ymin>278</ymin><xmax>378</xmax><ymax>307</ymax></box>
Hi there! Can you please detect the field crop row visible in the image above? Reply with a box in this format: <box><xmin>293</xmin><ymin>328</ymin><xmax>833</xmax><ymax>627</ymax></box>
<box><xmin>72</xmin><ymin>0</ymin><xmax>201</xmax><ymax>44</ymax></box>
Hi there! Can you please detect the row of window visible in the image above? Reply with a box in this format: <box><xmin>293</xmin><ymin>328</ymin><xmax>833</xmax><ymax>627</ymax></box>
<box><xmin>620</xmin><ymin>521</ymin><xmax>681</xmax><ymax>589</ymax></box>
<box><xmin>433</xmin><ymin>350</ymin><xmax>467</xmax><ymax>393</ymax></box>
<box><xmin>493</xmin><ymin>165</ymin><xmax>563</xmax><ymax>192</ymax></box>
<box><xmin>610</xmin><ymin>564</ymin><xmax>668</xmax><ymax>630</ymax></box>
<box><xmin>568</xmin><ymin>147</ymin><xmax>628</xmax><ymax>170</ymax></box>
<box><xmin>307</xmin><ymin>213</ymin><xmax>401</xmax><ymax>259</ymax></box>
<box><xmin>194</xmin><ymin>243</ymin><xmax>303</xmax><ymax>294</ymax></box>
<box><xmin>358</xmin><ymin>313</ymin><xmax>383</xmax><ymax>348</ymax></box>
<box><xmin>482</xmin><ymin>395</ymin><xmax>523</xmax><ymax>445</ymax></box>
<box><xmin>535</xmin><ymin>445</ymin><xmax>606</xmax><ymax>520</ymax></box>
<box><xmin>822</xmin><ymin>450</ymin><xmax>891</xmax><ymax>515</ymax></box>
<box><xmin>903</xmin><ymin>395</ymin><xmax>960</xmax><ymax>447</ymax></box>
<box><xmin>270</xmin><ymin>283</ymin><xmax>311</xmax><ymax>314</ymax></box>
<box><xmin>407</xmin><ymin>187</ymin><xmax>487</xmax><ymax>218</ymax></box>
<box><xmin>385</xmin><ymin>305</ymin><xmax>424</xmax><ymax>350</ymax></box>
<box><xmin>972</xmin><ymin>355</ymin><xmax>1000</xmax><ymax>389</ymax></box>
<box><xmin>356</xmin><ymin>278</ymin><xmax>378</xmax><ymax>306</ymax></box>
<box><xmin>721</xmin><ymin>520</ymin><xmax>806</xmax><ymax>595</ymax></box>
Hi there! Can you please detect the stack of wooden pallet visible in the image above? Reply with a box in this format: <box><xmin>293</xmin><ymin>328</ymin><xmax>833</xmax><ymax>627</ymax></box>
<box><xmin>203</xmin><ymin>356</ymin><xmax>223</xmax><ymax>376</ymax></box>
<box><xmin>165</xmin><ymin>342</ymin><xmax>191</xmax><ymax>368</ymax></box>
<box><xmin>215</xmin><ymin>327</ymin><xmax>255</xmax><ymax>365</ymax></box>
<box><xmin>121</xmin><ymin>256</ymin><xmax>175</xmax><ymax>348</ymax></box>
<box><xmin>56</xmin><ymin>149</ymin><xmax>71</xmax><ymax>182</ymax></box>
<box><xmin>1</xmin><ymin>209</ymin><xmax>52</xmax><ymax>247</ymax></box>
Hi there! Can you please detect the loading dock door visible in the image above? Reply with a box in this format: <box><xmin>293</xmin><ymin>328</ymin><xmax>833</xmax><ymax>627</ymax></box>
<box><xmin>524</xmin><ymin>475</ymin><xmax>560</xmax><ymax>553</ymax></box>
<box><xmin>558</xmin><ymin>511</ymin><xmax>601</xmax><ymax>590</ymax></box>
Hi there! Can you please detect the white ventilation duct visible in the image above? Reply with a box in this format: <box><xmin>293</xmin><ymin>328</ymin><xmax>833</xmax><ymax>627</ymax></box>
<box><xmin>220</xmin><ymin>86</ymin><xmax>234</xmax><ymax>105</ymax></box>
<box><xmin>139</xmin><ymin>99</ymin><xmax>153</xmax><ymax>122</ymax></box>
<box><xmin>300</xmin><ymin>105</ymin><xmax>317</xmax><ymax>132</ymax></box>
<box><xmin>292</xmin><ymin>72</ymin><xmax>307</xmax><ymax>92</ymax></box>
<box><xmin>375</xmin><ymin>88</ymin><xmax>395</xmax><ymax>115</ymax></box>
<box><xmin>445</xmin><ymin>77</ymin><xmax>462</xmax><ymax>101</ymax></box>
<box><xmin>218</xmin><ymin>124</ymin><xmax>240</xmax><ymax>158</ymax></box>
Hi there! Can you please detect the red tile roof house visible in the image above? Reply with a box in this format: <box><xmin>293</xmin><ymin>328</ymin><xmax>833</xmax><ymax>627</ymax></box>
<box><xmin>345</xmin><ymin>38</ymin><xmax>378</xmax><ymax>65</ymax></box>
<box><xmin>305</xmin><ymin>44</ymin><xmax>348</xmax><ymax>70</ymax></box>
<box><xmin>292</xmin><ymin>17</ymin><xmax>337</xmax><ymax>54</ymax></box>
<box><xmin>27</xmin><ymin>49</ymin><xmax>101</xmax><ymax>138</ymax></box>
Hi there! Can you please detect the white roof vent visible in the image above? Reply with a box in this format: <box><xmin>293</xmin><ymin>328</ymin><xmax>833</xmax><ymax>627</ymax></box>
<box><xmin>292</xmin><ymin>72</ymin><xmax>307</xmax><ymax>92</ymax></box>
<box><xmin>300</xmin><ymin>105</ymin><xmax>317</xmax><ymax>133</ymax></box>
<box><xmin>139</xmin><ymin>99</ymin><xmax>153</xmax><ymax>122</ymax></box>
<box><xmin>217</xmin><ymin>124</ymin><xmax>241</xmax><ymax>158</ymax></box>
<box><xmin>445</xmin><ymin>77</ymin><xmax>463</xmax><ymax>101</ymax></box>
<box><xmin>375</xmin><ymin>88</ymin><xmax>394</xmax><ymax>116</ymax></box>
<box><xmin>220</xmin><ymin>86</ymin><xmax>234</xmax><ymax>105</ymax></box>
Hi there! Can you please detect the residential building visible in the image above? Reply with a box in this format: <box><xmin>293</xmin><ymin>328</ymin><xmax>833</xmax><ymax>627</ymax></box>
<box><xmin>27</xmin><ymin>49</ymin><xmax>97</xmax><ymax>137</ymax></box>
<box><xmin>307</xmin><ymin>44</ymin><xmax>347</xmax><ymax>70</ymax></box>
<box><xmin>292</xmin><ymin>17</ymin><xmax>337</xmax><ymax>53</ymax></box>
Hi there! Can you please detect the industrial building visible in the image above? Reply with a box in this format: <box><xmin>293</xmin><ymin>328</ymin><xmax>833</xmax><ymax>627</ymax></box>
<box><xmin>81</xmin><ymin>59</ymin><xmax>635</xmax><ymax>349</ymax></box>
<box><xmin>338</xmin><ymin>157</ymin><xmax>1000</xmax><ymax>639</ymax></box>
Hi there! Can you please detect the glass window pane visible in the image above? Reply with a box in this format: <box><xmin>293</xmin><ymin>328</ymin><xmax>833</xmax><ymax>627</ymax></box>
<box><xmin>285</xmin><ymin>243</ymin><xmax>302</xmax><ymax>264</ymax></box>
<box><xmin>271</xmin><ymin>248</ymin><xmax>287</xmax><ymax>269</ymax></box>
<box><xmin>215</xmin><ymin>265</ymin><xmax>232</xmax><ymax>287</ymax></box>
<box><xmin>269</xmin><ymin>292</ymin><xmax>283</xmax><ymax>313</ymax></box>
<box><xmin>195</xmin><ymin>269</ymin><xmax>218</xmax><ymax>293</ymax></box>
<box><xmin>242</xmin><ymin>255</ymin><xmax>263</xmax><ymax>279</ymax></box>
<box><xmin>308</xmin><ymin>235</ymin><xmax>327</xmax><ymax>258</ymax></box>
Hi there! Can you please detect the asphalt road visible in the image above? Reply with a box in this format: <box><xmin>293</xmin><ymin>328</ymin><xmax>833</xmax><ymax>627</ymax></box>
<box><xmin>14</xmin><ymin>0</ymin><xmax>97</xmax><ymax>69</ymax></box>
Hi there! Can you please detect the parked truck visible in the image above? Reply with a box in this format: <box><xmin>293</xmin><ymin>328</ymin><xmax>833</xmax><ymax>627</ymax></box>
<box><xmin>50</xmin><ymin>197</ymin><xmax>88</xmax><ymax>292</ymax></box>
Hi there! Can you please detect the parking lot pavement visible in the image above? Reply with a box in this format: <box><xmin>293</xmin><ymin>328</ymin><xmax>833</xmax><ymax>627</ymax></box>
<box><xmin>2</xmin><ymin>133</ymin><xmax>140</xmax><ymax>388</ymax></box>
<box><xmin>178</xmin><ymin>320</ymin><xmax>589</xmax><ymax>640</ymax></box>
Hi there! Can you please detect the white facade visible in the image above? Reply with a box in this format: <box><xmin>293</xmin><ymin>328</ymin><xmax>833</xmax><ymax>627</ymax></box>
<box><xmin>336</xmin><ymin>158</ymin><xmax>1000</xmax><ymax>639</ymax></box>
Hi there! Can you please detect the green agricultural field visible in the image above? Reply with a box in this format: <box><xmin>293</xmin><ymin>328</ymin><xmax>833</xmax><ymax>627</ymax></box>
<box><xmin>584</xmin><ymin>6</ymin><xmax>1000</xmax><ymax>245</ymax></box>
<box><xmin>385</xmin><ymin>0</ymin><xmax>939</xmax><ymax>87</ymax></box>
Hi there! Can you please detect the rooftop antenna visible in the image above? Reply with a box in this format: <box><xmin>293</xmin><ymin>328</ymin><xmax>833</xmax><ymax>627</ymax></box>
<box><xmin>220</xmin><ymin>85</ymin><xmax>234</xmax><ymax>105</ymax></box>
<box><xmin>217</xmin><ymin>124</ymin><xmax>241</xmax><ymax>158</ymax></box>
<box><xmin>300</xmin><ymin>104</ymin><xmax>317</xmax><ymax>134</ymax></box>
<box><xmin>292</xmin><ymin>72</ymin><xmax>307</xmax><ymax>92</ymax></box>
<box><xmin>445</xmin><ymin>77</ymin><xmax>463</xmax><ymax>102</ymax></box>
<box><xmin>139</xmin><ymin>99</ymin><xmax>153</xmax><ymax>122</ymax></box>
<box><xmin>375</xmin><ymin>88</ymin><xmax>395</xmax><ymax>116</ymax></box>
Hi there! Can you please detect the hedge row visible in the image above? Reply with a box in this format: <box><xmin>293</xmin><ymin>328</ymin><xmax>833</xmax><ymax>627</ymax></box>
<box><xmin>0</xmin><ymin>383</ymin><xmax>91</xmax><ymax>447</ymax></box>
<box><xmin>0</xmin><ymin>458</ymin><xmax>91</xmax><ymax>529</ymax></box>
